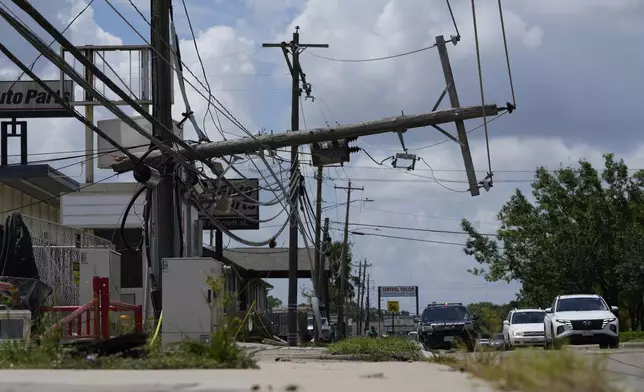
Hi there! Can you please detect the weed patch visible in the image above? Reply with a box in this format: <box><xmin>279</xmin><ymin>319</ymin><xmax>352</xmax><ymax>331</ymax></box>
<box><xmin>327</xmin><ymin>337</ymin><xmax>422</xmax><ymax>361</ymax></box>
<box><xmin>0</xmin><ymin>275</ymin><xmax>256</xmax><ymax>370</ymax></box>
<box><xmin>620</xmin><ymin>330</ymin><xmax>644</xmax><ymax>342</ymax></box>
<box><xmin>434</xmin><ymin>348</ymin><xmax>620</xmax><ymax>392</ymax></box>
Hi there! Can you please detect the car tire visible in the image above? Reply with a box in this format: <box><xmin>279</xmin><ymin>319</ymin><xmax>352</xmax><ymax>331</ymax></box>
<box><xmin>599</xmin><ymin>343</ymin><xmax>609</xmax><ymax>349</ymax></box>
<box><xmin>543</xmin><ymin>327</ymin><xmax>550</xmax><ymax>350</ymax></box>
<box><xmin>551</xmin><ymin>327</ymin><xmax>561</xmax><ymax>350</ymax></box>
<box><xmin>609</xmin><ymin>338</ymin><xmax>619</xmax><ymax>349</ymax></box>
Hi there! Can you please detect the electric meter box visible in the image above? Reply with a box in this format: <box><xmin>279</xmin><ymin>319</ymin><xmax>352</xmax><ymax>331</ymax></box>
<box><xmin>78</xmin><ymin>248</ymin><xmax>122</xmax><ymax>305</ymax></box>
<box><xmin>161</xmin><ymin>257</ymin><xmax>224</xmax><ymax>345</ymax></box>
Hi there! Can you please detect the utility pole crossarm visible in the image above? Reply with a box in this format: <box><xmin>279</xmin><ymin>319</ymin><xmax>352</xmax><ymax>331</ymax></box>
<box><xmin>111</xmin><ymin>104</ymin><xmax>501</xmax><ymax>172</ymax></box>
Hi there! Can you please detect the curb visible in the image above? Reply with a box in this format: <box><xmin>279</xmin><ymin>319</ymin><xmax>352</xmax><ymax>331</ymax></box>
<box><xmin>273</xmin><ymin>354</ymin><xmax>365</xmax><ymax>361</ymax></box>
<box><xmin>620</xmin><ymin>342</ymin><xmax>644</xmax><ymax>348</ymax></box>
<box><xmin>567</xmin><ymin>342</ymin><xmax>644</xmax><ymax>350</ymax></box>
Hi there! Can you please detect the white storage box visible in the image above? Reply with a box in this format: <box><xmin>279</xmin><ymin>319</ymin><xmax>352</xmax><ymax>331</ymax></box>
<box><xmin>0</xmin><ymin>307</ymin><xmax>32</xmax><ymax>343</ymax></box>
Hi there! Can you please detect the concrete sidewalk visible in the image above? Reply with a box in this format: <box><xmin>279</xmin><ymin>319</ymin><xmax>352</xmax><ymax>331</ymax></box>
<box><xmin>0</xmin><ymin>362</ymin><xmax>494</xmax><ymax>392</ymax></box>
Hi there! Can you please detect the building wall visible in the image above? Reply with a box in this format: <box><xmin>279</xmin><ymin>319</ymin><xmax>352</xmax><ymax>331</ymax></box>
<box><xmin>60</xmin><ymin>182</ymin><xmax>145</xmax><ymax>229</ymax></box>
<box><xmin>0</xmin><ymin>183</ymin><xmax>59</xmax><ymax>223</ymax></box>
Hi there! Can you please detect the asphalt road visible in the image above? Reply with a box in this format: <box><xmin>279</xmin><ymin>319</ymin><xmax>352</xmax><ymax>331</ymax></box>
<box><xmin>575</xmin><ymin>346</ymin><xmax>644</xmax><ymax>392</ymax></box>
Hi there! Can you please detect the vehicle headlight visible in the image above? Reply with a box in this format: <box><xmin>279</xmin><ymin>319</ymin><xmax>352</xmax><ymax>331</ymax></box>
<box><xmin>602</xmin><ymin>318</ymin><xmax>616</xmax><ymax>328</ymax></box>
<box><xmin>512</xmin><ymin>331</ymin><xmax>523</xmax><ymax>336</ymax></box>
<box><xmin>555</xmin><ymin>319</ymin><xmax>572</xmax><ymax>327</ymax></box>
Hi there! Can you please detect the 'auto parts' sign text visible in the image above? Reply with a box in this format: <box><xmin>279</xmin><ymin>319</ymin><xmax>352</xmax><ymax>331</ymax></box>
<box><xmin>0</xmin><ymin>80</ymin><xmax>74</xmax><ymax>118</ymax></box>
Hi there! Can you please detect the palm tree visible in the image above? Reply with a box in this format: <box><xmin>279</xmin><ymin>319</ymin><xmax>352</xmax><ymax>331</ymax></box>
<box><xmin>327</xmin><ymin>241</ymin><xmax>358</xmax><ymax>308</ymax></box>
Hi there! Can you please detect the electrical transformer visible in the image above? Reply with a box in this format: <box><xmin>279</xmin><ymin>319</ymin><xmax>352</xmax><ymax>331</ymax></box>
<box><xmin>161</xmin><ymin>257</ymin><xmax>225</xmax><ymax>345</ymax></box>
<box><xmin>77</xmin><ymin>248</ymin><xmax>121</xmax><ymax>306</ymax></box>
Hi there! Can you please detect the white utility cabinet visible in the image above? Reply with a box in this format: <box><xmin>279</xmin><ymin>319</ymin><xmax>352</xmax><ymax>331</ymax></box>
<box><xmin>77</xmin><ymin>248</ymin><xmax>121</xmax><ymax>306</ymax></box>
<box><xmin>0</xmin><ymin>307</ymin><xmax>32</xmax><ymax>343</ymax></box>
<box><xmin>161</xmin><ymin>257</ymin><xmax>224</xmax><ymax>345</ymax></box>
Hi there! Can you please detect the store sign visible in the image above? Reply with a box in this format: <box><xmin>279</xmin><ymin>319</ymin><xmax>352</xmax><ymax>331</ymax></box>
<box><xmin>0</xmin><ymin>80</ymin><xmax>74</xmax><ymax>118</ymax></box>
<box><xmin>202</xmin><ymin>178</ymin><xmax>260</xmax><ymax>231</ymax></box>
<box><xmin>379</xmin><ymin>286</ymin><xmax>417</xmax><ymax>298</ymax></box>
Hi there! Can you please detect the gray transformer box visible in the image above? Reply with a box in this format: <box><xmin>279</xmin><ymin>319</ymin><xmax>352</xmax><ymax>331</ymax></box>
<box><xmin>161</xmin><ymin>257</ymin><xmax>225</xmax><ymax>345</ymax></box>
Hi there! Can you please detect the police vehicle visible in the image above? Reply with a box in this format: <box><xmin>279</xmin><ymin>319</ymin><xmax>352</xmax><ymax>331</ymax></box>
<box><xmin>414</xmin><ymin>302</ymin><xmax>478</xmax><ymax>351</ymax></box>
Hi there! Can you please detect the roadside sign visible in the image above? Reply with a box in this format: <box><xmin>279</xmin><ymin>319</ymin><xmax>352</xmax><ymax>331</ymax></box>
<box><xmin>387</xmin><ymin>301</ymin><xmax>400</xmax><ymax>313</ymax></box>
<box><xmin>379</xmin><ymin>286</ymin><xmax>417</xmax><ymax>298</ymax></box>
<box><xmin>202</xmin><ymin>178</ymin><xmax>260</xmax><ymax>230</ymax></box>
<box><xmin>0</xmin><ymin>80</ymin><xmax>74</xmax><ymax>118</ymax></box>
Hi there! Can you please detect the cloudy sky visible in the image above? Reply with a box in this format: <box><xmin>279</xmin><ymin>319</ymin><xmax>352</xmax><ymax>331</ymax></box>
<box><xmin>1</xmin><ymin>0</ymin><xmax>644</xmax><ymax>312</ymax></box>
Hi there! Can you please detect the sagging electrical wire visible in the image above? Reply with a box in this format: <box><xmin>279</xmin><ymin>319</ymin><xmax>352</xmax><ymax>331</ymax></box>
<box><xmin>109</xmin><ymin>0</ymin><xmax>256</xmax><ymax>141</ymax></box>
<box><xmin>177</xmin><ymin>0</ymin><xmax>216</xmax><ymax>142</ymax></box>
<box><xmin>306</xmin><ymin>43</ymin><xmax>438</xmax><ymax>63</ymax></box>
<box><xmin>5</xmin><ymin>1</ymin><xmax>198</xmax><ymax>163</ymax></box>
<box><xmin>497</xmin><ymin>0</ymin><xmax>516</xmax><ymax>108</ymax></box>
<box><xmin>471</xmin><ymin>0</ymin><xmax>493</xmax><ymax>179</ymax></box>
<box><xmin>167</xmin><ymin>11</ymin><xmax>295</xmax><ymax>218</ymax></box>
<box><xmin>186</xmin><ymin>183</ymin><xmax>289</xmax><ymax>247</ymax></box>
<box><xmin>3</xmin><ymin>0</ymin><xmax>94</xmax><ymax>92</ymax></box>
<box><xmin>0</xmin><ymin>144</ymin><xmax>148</xmax><ymax>193</ymax></box>
<box><xmin>0</xmin><ymin>4</ymin><xmax>201</xmax><ymax>177</ymax></box>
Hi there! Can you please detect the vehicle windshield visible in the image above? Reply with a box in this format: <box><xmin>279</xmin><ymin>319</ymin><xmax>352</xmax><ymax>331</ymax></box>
<box><xmin>556</xmin><ymin>297</ymin><xmax>608</xmax><ymax>312</ymax></box>
<box><xmin>511</xmin><ymin>311</ymin><xmax>546</xmax><ymax>324</ymax></box>
<box><xmin>493</xmin><ymin>333</ymin><xmax>504</xmax><ymax>340</ymax></box>
<box><xmin>422</xmin><ymin>306</ymin><xmax>470</xmax><ymax>322</ymax></box>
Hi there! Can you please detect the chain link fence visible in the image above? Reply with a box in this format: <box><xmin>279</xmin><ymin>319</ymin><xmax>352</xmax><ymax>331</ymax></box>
<box><xmin>21</xmin><ymin>215</ymin><xmax>114</xmax><ymax>306</ymax></box>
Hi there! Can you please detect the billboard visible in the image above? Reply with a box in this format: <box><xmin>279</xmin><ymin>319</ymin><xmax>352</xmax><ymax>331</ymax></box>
<box><xmin>0</xmin><ymin>80</ymin><xmax>74</xmax><ymax>118</ymax></box>
<box><xmin>379</xmin><ymin>286</ymin><xmax>417</xmax><ymax>298</ymax></box>
<box><xmin>202</xmin><ymin>178</ymin><xmax>260</xmax><ymax>231</ymax></box>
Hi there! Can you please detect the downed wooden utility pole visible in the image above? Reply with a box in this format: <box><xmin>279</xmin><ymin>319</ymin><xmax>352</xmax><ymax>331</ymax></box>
<box><xmin>111</xmin><ymin>104</ymin><xmax>502</xmax><ymax>173</ymax></box>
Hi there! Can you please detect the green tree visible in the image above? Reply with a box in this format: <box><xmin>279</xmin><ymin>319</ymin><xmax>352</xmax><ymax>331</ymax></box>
<box><xmin>327</xmin><ymin>240</ymin><xmax>359</xmax><ymax>310</ymax></box>
<box><xmin>267</xmin><ymin>295</ymin><xmax>282</xmax><ymax>310</ymax></box>
<box><xmin>461</xmin><ymin>154</ymin><xmax>644</xmax><ymax>328</ymax></box>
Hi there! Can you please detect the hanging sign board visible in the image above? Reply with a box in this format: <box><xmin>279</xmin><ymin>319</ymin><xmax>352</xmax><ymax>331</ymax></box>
<box><xmin>379</xmin><ymin>286</ymin><xmax>417</xmax><ymax>298</ymax></box>
<box><xmin>202</xmin><ymin>178</ymin><xmax>260</xmax><ymax>231</ymax></box>
<box><xmin>0</xmin><ymin>80</ymin><xmax>74</xmax><ymax>118</ymax></box>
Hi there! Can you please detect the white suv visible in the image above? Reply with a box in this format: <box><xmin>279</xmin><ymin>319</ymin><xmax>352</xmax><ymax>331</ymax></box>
<box><xmin>503</xmin><ymin>308</ymin><xmax>546</xmax><ymax>349</ymax></box>
<box><xmin>543</xmin><ymin>294</ymin><xmax>619</xmax><ymax>349</ymax></box>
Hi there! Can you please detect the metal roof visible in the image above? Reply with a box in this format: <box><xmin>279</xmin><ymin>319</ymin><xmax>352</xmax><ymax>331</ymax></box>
<box><xmin>0</xmin><ymin>164</ymin><xmax>79</xmax><ymax>206</ymax></box>
<box><xmin>202</xmin><ymin>246</ymin><xmax>329</xmax><ymax>278</ymax></box>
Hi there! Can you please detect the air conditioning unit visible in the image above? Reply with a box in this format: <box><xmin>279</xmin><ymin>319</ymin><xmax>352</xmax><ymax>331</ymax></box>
<box><xmin>77</xmin><ymin>248</ymin><xmax>121</xmax><ymax>306</ymax></box>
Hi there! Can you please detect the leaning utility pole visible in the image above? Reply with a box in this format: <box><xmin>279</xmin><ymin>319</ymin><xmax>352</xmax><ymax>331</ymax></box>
<box><xmin>320</xmin><ymin>217</ymin><xmax>330</xmax><ymax>317</ymax></box>
<box><xmin>111</xmin><ymin>104</ymin><xmax>501</xmax><ymax>173</ymax></box>
<box><xmin>335</xmin><ymin>182</ymin><xmax>364</xmax><ymax>338</ymax></box>
<box><xmin>314</xmin><ymin>166</ymin><xmax>324</xmax><ymax>300</ymax></box>
<box><xmin>356</xmin><ymin>260</ymin><xmax>363</xmax><ymax>334</ymax></box>
<box><xmin>364</xmin><ymin>273</ymin><xmax>371</xmax><ymax>331</ymax></box>
<box><xmin>263</xmin><ymin>27</ymin><xmax>328</xmax><ymax>347</ymax></box>
<box><xmin>149</xmin><ymin>0</ymin><xmax>175</xmax><ymax>317</ymax></box>
<box><xmin>358</xmin><ymin>260</ymin><xmax>368</xmax><ymax>334</ymax></box>
<box><xmin>435</xmin><ymin>35</ymin><xmax>479</xmax><ymax>196</ymax></box>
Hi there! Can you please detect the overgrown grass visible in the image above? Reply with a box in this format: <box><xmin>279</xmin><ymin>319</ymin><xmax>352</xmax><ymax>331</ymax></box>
<box><xmin>327</xmin><ymin>336</ymin><xmax>422</xmax><ymax>361</ymax></box>
<box><xmin>433</xmin><ymin>348</ymin><xmax>620</xmax><ymax>392</ymax></box>
<box><xmin>0</xmin><ymin>337</ymin><xmax>257</xmax><ymax>369</ymax></box>
<box><xmin>0</xmin><ymin>276</ymin><xmax>256</xmax><ymax>370</ymax></box>
<box><xmin>620</xmin><ymin>330</ymin><xmax>644</xmax><ymax>342</ymax></box>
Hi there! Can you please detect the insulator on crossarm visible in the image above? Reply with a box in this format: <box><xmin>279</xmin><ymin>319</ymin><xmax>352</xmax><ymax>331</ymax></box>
<box><xmin>348</xmin><ymin>146</ymin><xmax>361</xmax><ymax>154</ymax></box>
